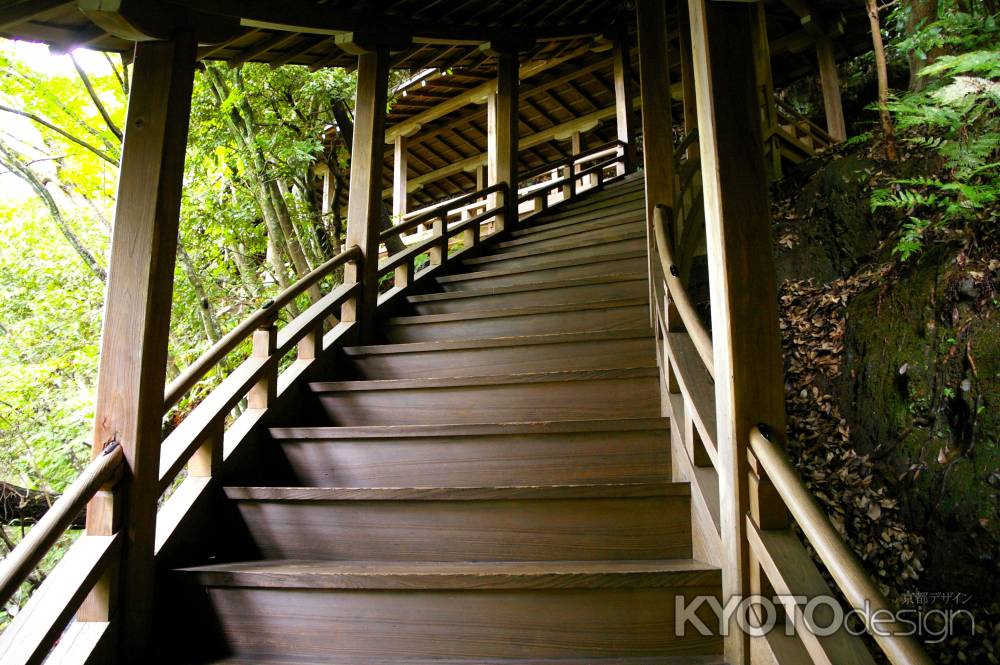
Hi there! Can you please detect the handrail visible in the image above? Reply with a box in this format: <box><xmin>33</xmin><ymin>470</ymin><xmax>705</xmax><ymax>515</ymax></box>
<box><xmin>773</xmin><ymin>97</ymin><xmax>835</xmax><ymax>149</ymax></box>
<box><xmin>516</xmin><ymin>154</ymin><xmax>621</xmax><ymax>205</ymax></box>
<box><xmin>519</xmin><ymin>140</ymin><xmax>623</xmax><ymax>182</ymax></box>
<box><xmin>749</xmin><ymin>426</ymin><xmax>934</xmax><ymax>665</ymax></box>
<box><xmin>163</xmin><ymin>244</ymin><xmax>362</xmax><ymax>411</ymax></box>
<box><xmin>673</xmin><ymin>129</ymin><xmax>699</xmax><ymax>162</ymax></box>
<box><xmin>652</xmin><ymin>203</ymin><xmax>714</xmax><ymax>377</ymax></box>
<box><xmin>0</xmin><ymin>442</ymin><xmax>125</xmax><ymax>608</ymax></box>
<box><xmin>381</xmin><ymin>183</ymin><xmax>507</xmax><ymax>243</ymax></box>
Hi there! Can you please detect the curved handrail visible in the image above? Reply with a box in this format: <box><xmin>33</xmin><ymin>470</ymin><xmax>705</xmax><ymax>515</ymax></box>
<box><xmin>749</xmin><ymin>426</ymin><xmax>934</xmax><ymax>665</ymax></box>
<box><xmin>0</xmin><ymin>442</ymin><xmax>125</xmax><ymax>607</ymax></box>
<box><xmin>652</xmin><ymin>203</ymin><xmax>714</xmax><ymax>377</ymax></box>
<box><xmin>163</xmin><ymin>244</ymin><xmax>362</xmax><ymax>411</ymax></box>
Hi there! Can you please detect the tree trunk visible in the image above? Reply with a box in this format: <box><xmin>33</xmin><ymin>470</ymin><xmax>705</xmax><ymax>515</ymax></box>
<box><xmin>177</xmin><ymin>241</ymin><xmax>222</xmax><ymax>345</ymax></box>
<box><xmin>0</xmin><ymin>139</ymin><xmax>107</xmax><ymax>282</ymax></box>
<box><xmin>867</xmin><ymin>0</ymin><xmax>898</xmax><ymax>161</ymax></box>
<box><xmin>904</xmin><ymin>0</ymin><xmax>940</xmax><ymax>91</ymax></box>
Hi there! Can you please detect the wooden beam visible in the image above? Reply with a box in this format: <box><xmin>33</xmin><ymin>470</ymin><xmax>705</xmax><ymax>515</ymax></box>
<box><xmin>0</xmin><ymin>0</ymin><xmax>71</xmax><ymax>31</ymax></box>
<box><xmin>612</xmin><ymin>35</ymin><xmax>637</xmax><ymax>173</ymax></box>
<box><xmin>686</xmin><ymin>0</ymin><xmax>790</xmax><ymax>662</ymax></box>
<box><xmin>385</xmin><ymin>44</ymin><xmax>593</xmax><ymax>143</ymax></box>
<box><xmin>751</xmin><ymin>0</ymin><xmax>782</xmax><ymax>179</ymax></box>
<box><xmin>392</xmin><ymin>135</ymin><xmax>408</xmax><ymax>220</ymax></box>
<box><xmin>343</xmin><ymin>46</ymin><xmax>389</xmax><ymax>341</ymax></box>
<box><xmin>488</xmin><ymin>49</ymin><xmax>519</xmax><ymax>231</ymax></box>
<box><xmin>89</xmin><ymin>32</ymin><xmax>197</xmax><ymax>660</ymax></box>
<box><xmin>381</xmin><ymin>96</ymin><xmax>637</xmax><ymax>198</ymax></box>
<box><xmin>677</xmin><ymin>0</ymin><xmax>697</xmax><ymax>147</ymax></box>
<box><xmin>815</xmin><ymin>36</ymin><xmax>847</xmax><ymax>141</ymax></box>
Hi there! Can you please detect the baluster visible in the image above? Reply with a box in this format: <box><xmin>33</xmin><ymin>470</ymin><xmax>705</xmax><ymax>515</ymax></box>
<box><xmin>429</xmin><ymin>213</ymin><xmax>446</xmax><ymax>266</ymax></box>
<box><xmin>298</xmin><ymin>321</ymin><xmax>324</xmax><ymax>361</ymax></box>
<box><xmin>77</xmin><ymin>448</ymin><xmax>124</xmax><ymax>624</ymax></box>
<box><xmin>341</xmin><ymin>255</ymin><xmax>361</xmax><ymax>325</ymax></box>
<box><xmin>188</xmin><ymin>418</ymin><xmax>224</xmax><ymax>479</ymax></box>
<box><xmin>248</xmin><ymin>320</ymin><xmax>278</xmax><ymax>410</ymax></box>
<box><xmin>394</xmin><ymin>260</ymin><xmax>414</xmax><ymax>290</ymax></box>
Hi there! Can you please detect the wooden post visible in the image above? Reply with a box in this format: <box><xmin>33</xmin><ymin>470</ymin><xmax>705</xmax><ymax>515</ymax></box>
<box><xmin>392</xmin><ymin>134</ymin><xmax>408</xmax><ymax>221</ymax></box>
<box><xmin>612</xmin><ymin>34</ymin><xmax>637</xmax><ymax>174</ymax></box>
<box><xmin>637</xmin><ymin>0</ymin><xmax>677</xmax><ymax>328</ymax></box>
<box><xmin>816</xmin><ymin>36</ymin><xmax>847</xmax><ymax>142</ymax></box>
<box><xmin>487</xmin><ymin>50</ymin><xmax>519</xmax><ymax>232</ymax></box>
<box><xmin>343</xmin><ymin>46</ymin><xmax>389</xmax><ymax>341</ymax></box>
<box><xmin>750</xmin><ymin>0</ymin><xmax>782</xmax><ymax>179</ymax></box>
<box><xmin>570</xmin><ymin>131</ymin><xmax>591</xmax><ymax>189</ymax></box>
<box><xmin>687</xmin><ymin>0</ymin><xmax>789</xmax><ymax>662</ymax></box>
<box><xmin>678</xmin><ymin>0</ymin><xmax>698</xmax><ymax>159</ymax></box>
<box><xmin>87</xmin><ymin>33</ymin><xmax>197</xmax><ymax>659</ymax></box>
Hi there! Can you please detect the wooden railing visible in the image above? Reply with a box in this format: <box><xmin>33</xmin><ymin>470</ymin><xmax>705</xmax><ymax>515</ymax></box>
<box><xmin>0</xmin><ymin>142</ymin><xmax>628</xmax><ymax>664</ymax></box>
<box><xmin>766</xmin><ymin>96</ymin><xmax>837</xmax><ymax>164</ymax></box>
<box><xmin>0</xmin><ymin>442</ymin><xmax>125</xmax><ymax>662</ymax></box>
<box><xmin>651</xmin><ymin>137</ymin><xmax>932</xmax><ymax>665</ymax></box>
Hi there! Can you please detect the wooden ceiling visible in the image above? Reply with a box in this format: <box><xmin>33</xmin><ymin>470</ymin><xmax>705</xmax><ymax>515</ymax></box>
<box><xmin>1</xmin><ymin>0</ymin><xmax>875</xmax><ymax>210</ymax></box>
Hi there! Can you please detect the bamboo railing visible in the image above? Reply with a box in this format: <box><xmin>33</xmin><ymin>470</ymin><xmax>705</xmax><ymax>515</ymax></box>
<box><xmin>0</xmin><ymin>142</ymin><xmax>628</xmax><ymax>665</ymax></box>
<box><xmin>651</xmin><ymin>132</ymin><xmax>932</xmax><ymax>665</ymax></box>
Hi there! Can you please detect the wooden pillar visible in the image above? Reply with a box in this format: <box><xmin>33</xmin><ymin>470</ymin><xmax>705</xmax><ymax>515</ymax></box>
<box><xmin>637</xmin><ymin>0</ymin><xmax>677</xmax><ymax>316</ymax></box>
<box><xmin>751</xmin><ymin>1</ymin><xmax>782</xmax><ymax>179</ymax></box>
<box><xmin>612</xmin><ymin>35</ymin><xmax>637</xmax><ymax>174</ymax></box>
<box><xmin>88</xmin><ymin>33</ymin><xmax>197</xmax><ymax>659</ymax></box>
<box><xmin>816</xmin><ymin>36</ymin><xmax>847</xmax><ymax>141</ymax></box>
<box><xmin>687</xmin><ymin>0</ymin><xmax>789</xmax><ymax>662</ymax></box>
<box><xmin>344</xmin><ymin>46</ymin><xmax>389</xmax><ymax>341</ymax></box>
<box><xmin>392</xmin><ymin>135</ymin><xmax>408</xmax><ymax>220</ymax></box>
<box><xmin>487</xmin><ymin>50</ymin><xmax>519</xmax><ymax>232</ymax></box>
<box><xmin>678</xmin><ymin>0</ymin><xmax>698</xmax><ymax>156</ymax></box>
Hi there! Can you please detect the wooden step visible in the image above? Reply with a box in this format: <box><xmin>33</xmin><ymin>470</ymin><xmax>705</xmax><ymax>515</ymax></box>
<box><xmin>498</xmin><ymin>213</ymin><xmax>644</xmax><ymax>249</ymax></box>
<box><xmin>515</xmin><ymin>198</ymin><xmax>645</xmax><ymax>236</ymax></box>
<box><xmin>197</xmin><ymin>656</ymin><xmax>724</xmax><ymax>664</ymax></box>
<box><xmin>268</xmin><ymin>417</ymin><xmax>669</xmax><ymax>486</ymax></box>
<box><xmin>437</xmin><ymin>250</ymin><xmax>646</xmax><ymax>291</ymax></box>
<box><xmin>309</xmin><ymin>367</ymin><xmax>661</xmax><ymax>425</ymax></box>
<box><xmin>223</xmin><ymin>482</ymin><xmax>691</xmax><ymax>561</ymax></box>
<box><xmin>175</xmin><ymin>558</ymin><xmax>719</xmax><ymax>660</ymax></box>
<box><xmin>406</xmin><ymin>273</ymin><xmax>648</xmax><ymax>315</ymax></box>
<box><xmin>491</xmin><ymin>223</ymin><xmax>645</xmax><ymax>257</ymax></box>
<box><xmin>382</xmin><ymin>298</ymin><xmax>649</xmax><ymax>343</ymax></box>
<box><xmin>462</xmin><ymin>234</ymin><xmax>646</xmax><ymax>271</ymax></box>
<box><xmin>341</xmin><ymin>329</ymin><xmax>654</xmax><ymax>379</ymax></box>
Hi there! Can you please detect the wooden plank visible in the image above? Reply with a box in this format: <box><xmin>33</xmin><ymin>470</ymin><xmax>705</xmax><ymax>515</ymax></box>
<box><xmin>343</xmin><ymin>46</ymin><xmax>389</xmax><ymax>341</ymax></box>
<box><xmin>686</xmin><ymin>1</ymin><xmax>790</xmax><ymax>661</ymax></box>
<box><xmin>746</xmin><ymin>523</ymin><xmax>877</xmax><ymax>665</ymax></box>
<box><xmin>0</xmin><ymin>535</ymin><xmax>120</xmax><ymax>665</ymax></box>
<box><xmin>86</xmin><ymin>33</ymin><xmax>197</xmax><ymax>660</ymax></box>
<box><xmin>665</xmin><ymin>332</ymin><xmax>718</xmax><ymax>465</ymax></box>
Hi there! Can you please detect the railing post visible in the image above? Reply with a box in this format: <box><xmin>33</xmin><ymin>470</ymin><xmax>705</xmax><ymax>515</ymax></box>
<box><xmin>686</xmin><ymin>0</ymin><xmax>790</xmax><ymax>661</ymax></box>
<box><xmin>750</xmin><ymin>1</ymin><xmax>783</xmax><ymax>180</ymax></box>
<box><xmin>344</xmin><ymin>42</ymin><xmax>390</xmax><ymax>342</ymax></box>
<box><xmin>394</xmin><ymin>261</ymin><xmax>414</xmax><ymax>290</ymax></box>
<box><xmin>77</xmin><ymin>452</ymin><xmax>123</xmax><ymax>627</ymax></box>
<box><xmin>430</xmin><ymin>213</ymin><xmax>446</xmax><ymax>267</ymax></box>
<box><xmin>392</xmin><ymin>134</ymin><xmax>408</xmax><ymax>221</ymax></box>
<box><xmin>816</xmin><ymin>35</ymin><xmax>847</xmax><ymax>142</ymax></box>
<box><xmin>249</xmin><ymin>320</ymin><xmax>278</xmax><ymax>410</ymax></box>
<box><xmin>86</xmin><ymin>32</ymin><xmax>197</xmax><ymax>659</ymax></box>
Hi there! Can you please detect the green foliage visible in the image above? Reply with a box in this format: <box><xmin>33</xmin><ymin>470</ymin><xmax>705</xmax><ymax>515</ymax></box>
<box><xmin>870</xmin><ymin>38</ymin><xmax>1000</xmax><ymax>259</ymax></box>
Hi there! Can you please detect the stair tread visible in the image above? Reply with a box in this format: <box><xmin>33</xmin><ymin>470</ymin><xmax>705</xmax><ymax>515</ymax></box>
<box><xmin>384</xmin><ymin>297</ymin><xmax>648</xmax><ymax>325</ymax></box>
<box><xmin>437</xmin><ymin>249</ymin><xmax>646</xmax><ymax>283</ymax></box>
<box><xmin>176</xmin><ymin>558</ymin><xmax>720</xmax><ymax>590</ymax></box>
<box><xmin>466</xmin><ymin>229</ymin><xmax>645</xmax><ymax>264</ymax></box>
<box><xmin>269</xmin><ymin>417</ymin><xmax>668</xmax><ymax>439</ymax></box>
<box><xmin>200</xmin><ymin>656</ymin><xmax>723</xmax><ymax>664</ymax></box>
<box><xmin>223</xmin><ymin>482</ymin><xmax>689</xmax><ymax>502</ymax></box>
<box><xmin>343</xmin><ymin>328</ymin><xmax>651</xmax><ymax>356</ymax></box>
<box><xmin>309</xmin><ymin>366</ymin><xmax>657</xmax><ymax>392</ymax></box>
<box><xmin>407</xmin><ymin>273</ymin><xmax>646</xmax><ymax>303</ymax></box>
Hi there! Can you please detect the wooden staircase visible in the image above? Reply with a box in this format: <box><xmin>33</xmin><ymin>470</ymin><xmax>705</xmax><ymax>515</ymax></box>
<box><xmin>159</xmin><ymin>177</ymin><xmax>724</xmax><ymax>664</ymax></box>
